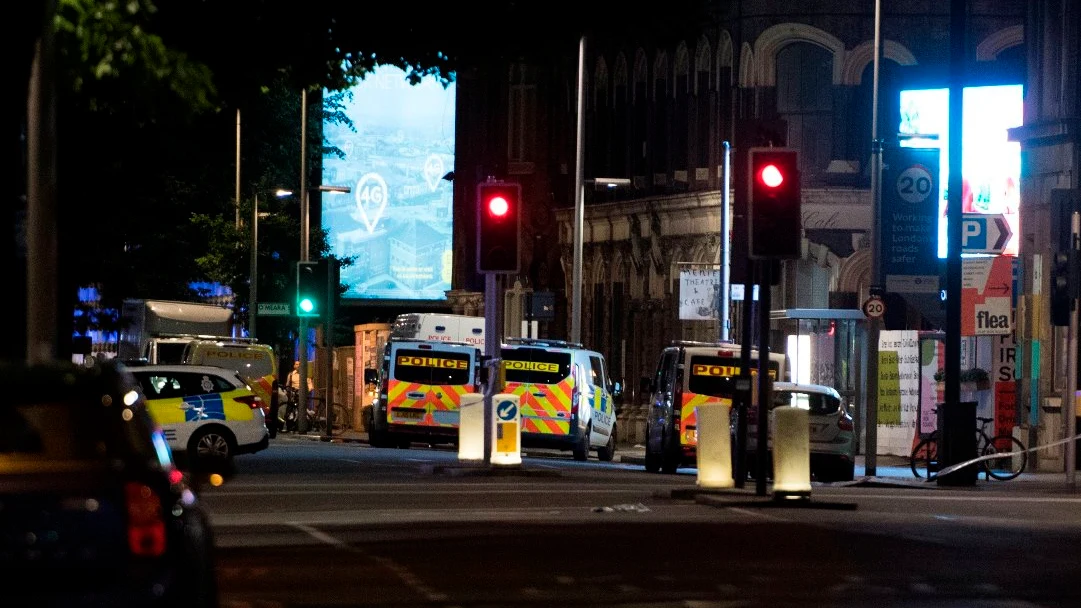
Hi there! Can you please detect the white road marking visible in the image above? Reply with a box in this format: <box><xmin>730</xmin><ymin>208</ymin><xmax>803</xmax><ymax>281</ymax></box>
<box><xmin>726</xmin><ymin>507</ymin><xmax>789</xmax><ymax>521</ymax></box>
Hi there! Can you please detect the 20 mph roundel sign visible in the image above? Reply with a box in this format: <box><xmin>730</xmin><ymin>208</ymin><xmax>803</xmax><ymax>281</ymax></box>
<box><xmin>862</xmin><ymin>296</ymin><xmax>886</xmax><ymax>319</ymax></box>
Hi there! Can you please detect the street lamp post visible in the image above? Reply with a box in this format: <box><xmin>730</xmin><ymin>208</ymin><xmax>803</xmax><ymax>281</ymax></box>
<box><xmin>249</xmin><ymin>189</ymin><xmax>293</xmax><ymax>340</ymax></box>
<box><xmin>296</xmin><ymin>184</ymin><xmax>352</xmax><ymax>434</ymax></box>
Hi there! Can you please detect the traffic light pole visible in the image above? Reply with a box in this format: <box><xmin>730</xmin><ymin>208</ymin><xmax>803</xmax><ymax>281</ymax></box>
<box><xmin>1067</xmin><ymin>212</ymin><xmax>1079</xmax><ymax>489</ymax></box>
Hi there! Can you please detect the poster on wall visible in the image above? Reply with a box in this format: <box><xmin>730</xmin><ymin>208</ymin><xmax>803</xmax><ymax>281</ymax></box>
<box><xmin>322</xmin><ymin>65</ymin><xmax>457</xmax><ymax>301</ymax></box>
<box><xmin>678</xmin><ymin>267</ymin><xmax>720</xmax><ymax>321</ymax></box>
<box><xmin>878</xmin><ymin>330</ymin><xmax>920</xmax><ymax>456</ymax></box>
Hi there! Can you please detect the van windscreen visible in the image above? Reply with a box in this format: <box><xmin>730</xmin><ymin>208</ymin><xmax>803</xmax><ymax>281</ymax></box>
<box><xmin>502</xmin><ymin>348</ymin><xmax>571</xmax><ymax>385</ymax></box>
<box><xmin>392</xmin><ymin>349</ymin><xmax>472</xmax><ymax>385</ymax></box>
<box><xmin>687</xmin><ymin>355</ymin><xmax>778</xmax><ymax>396</ymax></box>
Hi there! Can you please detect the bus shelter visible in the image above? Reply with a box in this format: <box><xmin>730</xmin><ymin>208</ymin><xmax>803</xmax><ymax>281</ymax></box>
<box><xmin>770</xmin><ymin>308</ymin><xmax>868</xmax><ymax>451</ymax></box>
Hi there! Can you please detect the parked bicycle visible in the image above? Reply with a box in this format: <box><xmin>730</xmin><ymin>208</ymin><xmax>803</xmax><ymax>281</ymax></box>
<box><xmin>910</xmin><ymin>414</ymin><xmax>1027</xmax><ymax>480</ymax></box>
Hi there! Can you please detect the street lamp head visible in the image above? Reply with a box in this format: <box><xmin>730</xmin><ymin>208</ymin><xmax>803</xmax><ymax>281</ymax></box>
<box><xmin>274</xmin><ymin>189</ymin><xmax>293</xmax><ymax>197</ymax></box>
<box><xmin>588</xmin><ymin>177</ymin><xmax>632</xmax><ymax>190</ymax></box>
<box><xmin>316</xmin><ymin>184</ymin><xmax>352</xmax><ymax>194</ymax></box>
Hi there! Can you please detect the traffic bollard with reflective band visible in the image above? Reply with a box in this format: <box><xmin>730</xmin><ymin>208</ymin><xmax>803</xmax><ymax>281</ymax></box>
<box><xmin>491</xmin><ymin>394</ymin><xmax>522</xmax><ymax>466</ymax></box>
<box><xmin>772</xmin><ymin>406</ymin><xmax>811</xmax><ymax>499</ymax></box>
<box><xmin>695</xmin><ymin>400</ymin><xmax>735</xmax><ymax>488</ymax></box>
<box><xmin>458</xmin><ymin>394</ymin><xmax>485</xmax><ymax>461</ymax></box>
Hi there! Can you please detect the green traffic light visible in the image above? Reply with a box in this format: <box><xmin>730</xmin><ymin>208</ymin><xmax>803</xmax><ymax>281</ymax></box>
<box><xmin>299</xmin><ymin>298</ymin><xmax>316</xmax><ymax>314</ymax></box>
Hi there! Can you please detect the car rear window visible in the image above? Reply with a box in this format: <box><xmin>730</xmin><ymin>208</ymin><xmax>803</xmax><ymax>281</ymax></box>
<box><xmin>502</xmin><ymin>348</ymin><xmax>572</xmax><ymax>385</ymax></box>
<box><xmin>773</xmin><ymin>390</ymin><xmax>841</xmax><ymax>415</ymax></box>
<box><xmin>391</xmin><ymin>348</ymin><xmax>473</xmax><ymax>385</ymax></box>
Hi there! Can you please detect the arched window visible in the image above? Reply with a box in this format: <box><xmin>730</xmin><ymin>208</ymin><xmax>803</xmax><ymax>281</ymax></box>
<box><xmin>776</xmin><ymin>42</ymin><xmax>834</xmax><ymax>182</ymax></box>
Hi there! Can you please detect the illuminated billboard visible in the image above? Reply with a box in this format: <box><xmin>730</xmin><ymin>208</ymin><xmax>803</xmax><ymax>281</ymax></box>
<box><xmin>323</xmin><ymin>65</ymin><xmax>456</xmax><ymax>301</ymax></box>
<box><xmin>898</xmin><ymin>84</ymin><xmax>1022</xmax><ymax>257</ymax></box>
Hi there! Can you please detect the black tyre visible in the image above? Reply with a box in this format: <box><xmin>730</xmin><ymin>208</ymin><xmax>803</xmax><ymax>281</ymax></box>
<box><xmin>188</xmin><ymin>426</ymin><xmax>236</xmax><ymax>470</ymax></box>
<box><xmin>910</xmin><ymin>437</ymin><xmax>939</xmax><ymax>480</ymax></box>
<box><xmin>597</xmin><ymin>425</ymin><xmax>616</xmax><ymax>462</ymax></box>
<box><xmin>572</xmin><ymin>423</ymin><xmax>591</xmax><ymax>461</ymax></box>
<box><xmin>983</xmin><ymin>435</ymin><xmax>1027</xmax><ymax>480</ymax></box>
<box><xmin>644</xmin><ymin>424</ymin><xmax>661</xmax><ymax>473</ymax></box>
<box><xmin>660</xmin><ymin>426</ymin><xmax>680</xmax><ymax>474</ymax></box>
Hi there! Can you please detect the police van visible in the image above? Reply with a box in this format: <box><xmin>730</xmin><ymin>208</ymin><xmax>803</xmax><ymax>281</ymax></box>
<box><xmin>644</xmin><ymin>341</ymin><xmax>786</xmax><ymax>473</ymax></box>
<box><xmin>501</xmin><ymin>338</ymin><xmax>621</xmax><ymax>461</ymax></box>
<box><xmin>181</xmin><ymin>338</ymin><xmax>278</xmax><ymax>422</ymax></box>
<box><xmin>368</xmin><ymin>314</ymin><xmax>483</xmax><ymax>448</ymax></box>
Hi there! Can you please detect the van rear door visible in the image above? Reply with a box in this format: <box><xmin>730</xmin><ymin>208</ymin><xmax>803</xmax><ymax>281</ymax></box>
<box><xmin>502</xmin><ymin>347</ymin><xmax>575</xmax><ymax>437</ymax></box>
<box><xmin>385</xmin><ymin>342</ymin><xmax>477</xmax><ymax>428</ymax></box>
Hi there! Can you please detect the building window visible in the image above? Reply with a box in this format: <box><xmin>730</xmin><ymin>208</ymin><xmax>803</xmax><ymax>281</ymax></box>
<box><xmin>509</xmin><ymin>64</ymin><xmax>537</xmax><ymax>164</ymax></box>
<box><xmin>775</xmin><ymin>42</ymin><xmax>834</xmax><ymax>183</ymax></box>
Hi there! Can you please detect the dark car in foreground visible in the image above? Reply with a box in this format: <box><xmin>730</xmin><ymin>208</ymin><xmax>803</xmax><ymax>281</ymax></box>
<box><xmin>0</xmin><ymin>360</ymin><xmax>218</xmax><ymax>607</ymax></box>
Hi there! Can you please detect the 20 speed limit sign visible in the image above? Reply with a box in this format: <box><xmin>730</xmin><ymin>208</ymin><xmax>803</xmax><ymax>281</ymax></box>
<box><xmin>862</xmin><ymin>296</ymin><xmax>886</xmax><ymax>319</ymax></box>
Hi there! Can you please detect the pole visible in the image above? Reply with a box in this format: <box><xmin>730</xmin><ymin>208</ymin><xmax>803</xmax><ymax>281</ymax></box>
<box><xmin>939</xmin><ymin>0</ymin><xmax>966</xmax><ymax>485</ymax></box>
<box><xmin>297</xmin><ymin>89</ymin><xmax>309</xmax><ymax>432</ymax></box>
<box><xmin>235</xmin><ymin>108</ymin><xmax>241</xmax><ymax>230</ymax></box>
<box><xmin>322</xmin><ymin>259</ymin><xmax>338</xmax><ymax>441</ymax></box>
<box><xmin>248</xmin><ymin>193</ymin><xmax>258</xmax><ymax>339</ymax></box>
<box><xmin>26</xmin><ymin>0</ymin><xmax>59</xmax><ymax>364</ymax></box>
<box><xmin>864</xmin><ymin>0</ymin><xmax>884</xmax><ymax>477</ymax></box>
<box><xmin>483</xmin><ymin>272</ymin><xmax>498</xmax><ymax>464</ymax></box>
<box><xmin>1067</xmin><ymin>212</ymin><xmax>1079</xmax><ymax>488</ymax></box>
<box><xmin>755</xmin><ymin>260</ymin><xmax>772</xmax><ymax>496</ymax></box>
<box><xmin>571</xmin><ymin>35</ymin><xmax>587</xmax><ymax>344</ymax></box>
<box><xmin>720</xmin><ymin>141</ymin><xmax>732</xmax><ymax>342</ymax></box>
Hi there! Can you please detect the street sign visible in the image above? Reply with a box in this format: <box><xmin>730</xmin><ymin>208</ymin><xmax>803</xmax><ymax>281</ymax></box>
<box><xmin>961</xmin><ymin>214</ymin><xmax>1013</xmax><ymax>254</ymax></box>
<box><xmin>257</xmin><ymin>302</ymin><xmax>291</xmax><ymax>316</ymax></box>
<box><xmin>961</xmin><ymin>256</ymin><xmax>1013</xmax><ymax>335</ymax></box>
<box><xmin>862</xmin><ymin>295</ymin><xmax>886</xmax><ymax>319</ymax></box>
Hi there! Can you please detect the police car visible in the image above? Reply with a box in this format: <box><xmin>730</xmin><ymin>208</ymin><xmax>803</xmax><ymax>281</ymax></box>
<box><xmin>128</xmin><ymin>364</ymin><xmax>270</xmax><ymax>467</ymax></box>
<box><xmin>501</xmin><ymin>338</ymin><xmax>620</xmax><ymax>461</ymax></box>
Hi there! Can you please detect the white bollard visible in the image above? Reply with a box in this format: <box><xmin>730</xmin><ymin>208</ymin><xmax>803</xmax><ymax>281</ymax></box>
<box><xmin>458</xmin><ymin>394</ymin><xmax>485</xmax><ymax>461</ymax></box>
<box><xmin>491</xmin><ymin>393</ymin><xmax>522</xmax><ymax>466</ymax></box>
<box><xmin>772</xmin><ymin>405</ymin><xmax>811</xmax><ymax>499</ymax></box>
<box><xmin>696</xmin><ymin>399</ymin><xmax>735</xmax><ymax>489</ymax></box>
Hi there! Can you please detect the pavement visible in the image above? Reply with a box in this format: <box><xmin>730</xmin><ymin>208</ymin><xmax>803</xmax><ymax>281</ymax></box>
<box><xmin>288</xmin><ymin>428</ymin><xmax>1081</xmax><ymax>493</ymax></box>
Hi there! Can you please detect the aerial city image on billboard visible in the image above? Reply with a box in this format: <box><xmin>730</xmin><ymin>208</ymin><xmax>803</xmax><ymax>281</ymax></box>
<box><xmin>322</xmin><ymin>65</ymin><xmax>456</xmax><ymax>301</ymax></box>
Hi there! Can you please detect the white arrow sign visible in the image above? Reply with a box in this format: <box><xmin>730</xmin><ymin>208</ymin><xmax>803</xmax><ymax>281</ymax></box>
<box><xmin>960</xmin><ymin>213</ymin><xmax>1013</xmax><ymax>254</ymax></box>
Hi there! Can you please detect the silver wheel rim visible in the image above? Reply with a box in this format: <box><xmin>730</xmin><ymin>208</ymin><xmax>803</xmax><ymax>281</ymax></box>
<box><xmin>197</xmin><ymin>433</ymin><xmax>230</xmax><ymax>459</ymax></box>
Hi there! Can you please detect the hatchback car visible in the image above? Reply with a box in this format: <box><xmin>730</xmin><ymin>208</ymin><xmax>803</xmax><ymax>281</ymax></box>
<box><xmin>1</xmin><ymin>359</ymin><xmax>217</xmax><ymax>607</ymax></box>
<box><xmin>746</xmin><ymin>381</ymin><xmax>855</xmax><ymax>482</ymax></box>
<box><xmin>128</xmin><ymin>364</ymin><xmax>269</xmax><ymax>469</ymax></box>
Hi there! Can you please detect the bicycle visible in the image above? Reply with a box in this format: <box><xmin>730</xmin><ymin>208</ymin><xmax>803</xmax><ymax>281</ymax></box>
<box><xmin>910</xmin><ymin>415</ymin><xmax>1027</xmax><ymax>481</ymax></box>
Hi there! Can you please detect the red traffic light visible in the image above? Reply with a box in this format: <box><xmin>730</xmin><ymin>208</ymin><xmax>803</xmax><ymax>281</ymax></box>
<box><xmin>486</xmin><ymin>195</ymin><xmax>510</xmax><ymax>217</ymax></box>
<box><xmin>758</xmin><ymin>164</ymin><xmax>784</xmax><ymax>188</ymax></box>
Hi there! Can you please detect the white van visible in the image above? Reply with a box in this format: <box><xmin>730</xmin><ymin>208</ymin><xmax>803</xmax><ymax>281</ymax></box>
<box><xmin>500</xmin><ymin>338</ymin><xmax>621</xmax><ymax>461</ymax></box>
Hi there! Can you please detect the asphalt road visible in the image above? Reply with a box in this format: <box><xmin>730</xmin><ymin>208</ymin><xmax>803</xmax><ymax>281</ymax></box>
<box><xmin>202</xmin><ymin>437</ymin><xmax>1081</xmax><ymax>608</ymax></box>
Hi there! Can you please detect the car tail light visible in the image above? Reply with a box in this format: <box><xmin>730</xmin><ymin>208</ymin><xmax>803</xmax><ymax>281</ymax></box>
<box><xmin>235</xmin><ymin>394</ymin><xmax>263</xmax><ymax>409</ymax></box>
<box><xmin>838</xmin><ymin>416</ymin><xmax>853</xmax><ymax>431</ymax></box>
<box><xmin>125</xmin><ymin>482</ymin><xmax>166</xmax><ymax>557</ymax></box>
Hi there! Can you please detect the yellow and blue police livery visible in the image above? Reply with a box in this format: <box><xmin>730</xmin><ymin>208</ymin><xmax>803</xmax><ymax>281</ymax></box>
<box><xmin>128</xmin><ymin>364</ymin><xmax>269</xmax><ymax>465</ymax></box>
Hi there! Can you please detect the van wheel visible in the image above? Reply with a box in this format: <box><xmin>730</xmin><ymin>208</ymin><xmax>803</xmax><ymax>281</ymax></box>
<box><xmin>660</xmin><ymin>426</ymin><xmax>680</xmax><ymax>474</ymax></box>
<box><xmin>597</xmin><ymin>425</ymin><xmax>616</xmax><ymax>462</ymax></box>
<box><xmin>572</xmin><ymin>423</ymin><xmax>591</xmax><ymax>461</ymax></box>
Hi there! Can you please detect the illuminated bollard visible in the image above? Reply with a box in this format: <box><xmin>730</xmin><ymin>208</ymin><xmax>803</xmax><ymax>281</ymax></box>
<box><xmin>696</xmin><ymin>400</ymin><xmax>735</xmax><ymax>489</ymax></box>
<box><xmin>457</xmin><ymin>394</ymin><xmax>485</xmax><ymax>462</ymax></box>
<box><xmin>772</xmin><ymin>405</ymin><xmax>811</xmax><ymax>499</ymax></box>
<box><xmin>490</xmin><ymin>394</ymin><xmax>522</xmax><ymax>466</ymax></box>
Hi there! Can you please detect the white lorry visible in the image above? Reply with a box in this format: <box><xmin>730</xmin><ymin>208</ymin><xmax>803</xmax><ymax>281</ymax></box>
<box><xmin>118</xmin><ymin>299</ymin><xmax>235</xmax><ymax>364</ymax></box>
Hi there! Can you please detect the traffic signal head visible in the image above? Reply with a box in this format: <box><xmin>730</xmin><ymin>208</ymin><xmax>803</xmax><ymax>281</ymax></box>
<box><xmin>1050</xmin><ymin>189</ymin><xmax>1081</xmax><ymax>326</ymax></box>
<box><xmin>296</xmin><ymin>260</ymin><xmax>328</xmax><ymax>318</ymax></box>
<box><xmin>748</xmin><ymin>148</ymin><xmax>801</xmax><ymax>259</ymax></box>
<box><xmin>477</xmin><ymin>181</ymin><xmax>521</xmax><ymax>273</ymax></box>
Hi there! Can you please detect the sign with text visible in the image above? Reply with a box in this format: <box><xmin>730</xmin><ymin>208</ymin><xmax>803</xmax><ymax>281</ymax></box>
<box><xmin>257</xmin><ymin>302</ymin><xmax>290</xmax><ymax>316</ymax></box>
<box><xmin>678</xmin><ymin>267</ymin><xmax>720</xmax><ymax>320</ymax></box>
<box><xmin>881</xmin><ymin>147</ymin><xmax>940</xmax><ymax>294</ymax></box>
<box><xmin>878</xmin><ymin>330</ymin><xmax>921</xmax><ymax>456</ymax></box>
<box><xmin>961</xmin><ymin>214</ymin><xmax>1013</xmax><ymax>254</ymax></box>
<box><xmin>961</xmin><ymin>256</ymin><xmax>1013</xmax><ymax>335</ymax></box>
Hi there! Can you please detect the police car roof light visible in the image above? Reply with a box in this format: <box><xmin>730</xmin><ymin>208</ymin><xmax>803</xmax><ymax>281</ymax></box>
<box><xmin>504</xmin><ymin>337</ymin><xmax>585</xmax><ymax>350</ymax></box>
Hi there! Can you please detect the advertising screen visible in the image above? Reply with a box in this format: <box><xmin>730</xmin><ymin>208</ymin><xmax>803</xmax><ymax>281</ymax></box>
<box><xmin>898</xmin><ymin>84</ymin><xmax>1022</xmax><ymax>257</ymax></box>
<box><xmin>323</xmin><ymin>65</ymin><xmax>456</xmax><ymax>301</ymax></box>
